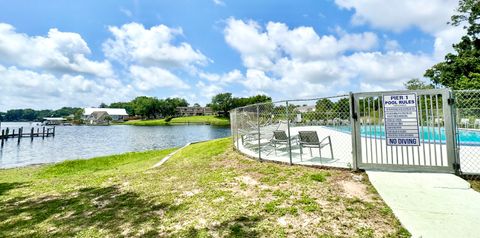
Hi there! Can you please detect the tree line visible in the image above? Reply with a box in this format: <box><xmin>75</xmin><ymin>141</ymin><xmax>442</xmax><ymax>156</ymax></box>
<box><xmin>0</xmin><ymin>107</ymin><xmax>82</xmax><ymax>122</ymax></box>
<box><xmin>108</xmin><ymin>93</ymin><xmax>272</xmax><ymax>119</ymax></box>
<box><xmin>0</xmin><ymin>93</ymin><xmax>271</xmax><ymax>122</ymax></box>
<box><xmin>207</xmin><ymin>93</ymin><xmax>272</xmax><ymax>115</ymax></box>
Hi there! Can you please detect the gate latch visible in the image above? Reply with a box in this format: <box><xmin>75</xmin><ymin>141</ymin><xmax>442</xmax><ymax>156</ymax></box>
<box><xmin>448</xmin><ymin>98</ymin><xmax>455</xmax><ymax>105</ymax></box>
<box><xmin>453</xmin><ymin>163</ymin><xmax>461</xmax><ymax>171</ymax></box>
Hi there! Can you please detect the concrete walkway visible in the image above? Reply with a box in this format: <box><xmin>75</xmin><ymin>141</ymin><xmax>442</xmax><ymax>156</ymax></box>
<box><xmin>367</xmin><ymin>171</ymin><xmax>480</xmax><ymax>238</ymax></box>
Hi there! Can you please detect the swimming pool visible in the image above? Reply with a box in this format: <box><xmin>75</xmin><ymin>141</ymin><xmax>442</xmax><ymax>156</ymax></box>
<box><xmin>327</xmin><ymin>125</ymin><xmax>480</xmax><ymax>146</ymax></box>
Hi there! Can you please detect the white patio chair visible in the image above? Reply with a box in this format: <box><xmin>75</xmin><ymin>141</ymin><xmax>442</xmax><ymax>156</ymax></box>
<box><xmin>460</xmin><ymin>118</ymin><xmax>470</xmax><ymax>128</ymax></box>
<box><xmin>474</xmin><ymin>119</ymin><xmax>480</xmax><ymax>129</ymax></box>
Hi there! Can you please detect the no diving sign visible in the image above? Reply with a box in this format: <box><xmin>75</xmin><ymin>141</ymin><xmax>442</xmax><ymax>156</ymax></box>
<box><xmin>383</xmin><ymin>93</ymin><xmax>420</xmax><ymax>146</ymax></box>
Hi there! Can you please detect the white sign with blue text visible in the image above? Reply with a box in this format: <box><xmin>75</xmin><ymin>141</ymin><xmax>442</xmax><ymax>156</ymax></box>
<box><xmin>383</xmin><ymin>93</ymin><xmax>420</xmax><ymax>146</ymax></box>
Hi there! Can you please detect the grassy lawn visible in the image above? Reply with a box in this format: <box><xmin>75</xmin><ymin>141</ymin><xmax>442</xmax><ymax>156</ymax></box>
<box><xmin>0</xmin><ymin>138</ymin><xmax>409</xmax><ymax>237</ymax></box>
<box><xmin>124</xmin><ymin>115</ymin><xmax>230</xmax><ymax>126</ymax></box>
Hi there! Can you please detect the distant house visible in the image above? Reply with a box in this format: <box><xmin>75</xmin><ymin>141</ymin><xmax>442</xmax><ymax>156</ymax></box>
<box><xmin>175</xmin><ymin>107</ymin><xmax>213</xmax><ymax>117</ymax></box>
<box><xmin>85</xmin><ymin>111</ymin><xmax>110</xmax><ymax>125</ymax></box>
<box><xmin>42</xmin><ymin>117</ymin><xmax>66</xmax><ymax>126</ymax></box>
<box><xmin>82</xmin><ymin>108</ymin><xmax>128</xmax><ymax>124</ymax></box>
<box><xmin>296</xmin><ymin>105</ymin><xmax>316</xmax><ymax>113</ymax></box>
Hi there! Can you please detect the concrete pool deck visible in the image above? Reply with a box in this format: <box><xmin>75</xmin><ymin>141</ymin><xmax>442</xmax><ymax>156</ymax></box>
<box><xmin>367</xmin><ymin>171</ymin><xmax>480</xmax><ymax>238</ymax></box>
<box><xmin>235</xmin><ymin>125</ymin><xmax>480</xmax><ymax>174</ymax></box>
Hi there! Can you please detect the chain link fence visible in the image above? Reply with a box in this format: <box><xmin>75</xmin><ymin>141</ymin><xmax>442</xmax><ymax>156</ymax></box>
<box><xmin>231</xmin><ymin>95</ymin><xmax>354</xmax><ymax>169</ymax></box>
<box><xmin>231</xmin><ymin>89</ymin><xmax>480</xmax><ymax>179</ymax></box>
<box><xmin>453</xmin><ymin>90</ymin><xmax>480</xmax><ymax>178</ymax></box>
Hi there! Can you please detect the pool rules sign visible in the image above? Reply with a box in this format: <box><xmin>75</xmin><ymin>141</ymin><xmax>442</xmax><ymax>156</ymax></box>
<box><xmin>383</xmin><ymin>93</ymin><xmax>420</xmax><ymax>146</ymax></box>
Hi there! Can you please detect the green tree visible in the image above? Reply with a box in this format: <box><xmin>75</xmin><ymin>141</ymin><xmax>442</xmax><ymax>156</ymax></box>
<box><xmin>131</xmin><ymin>96</ymin><xmax>159</xmax><ymax>119</ymax></box>
<box><xmin>315</xmin><ymin>99</ymin><xmax>334</xmax><ymax>120</ymax></box>
<box><xmin>334</xmin><ymin>98</ymin><xmax>350</xmax><ymax>119</ymax></box>
<box><xmin>110</xmin><ymin>102</ymin><xmax>134</xmax><ymax>115</ymax></box>
<box><xmin>74</xmin><ymin>109</ymin><xmax>84</xmax><ymax>121</ymax></box>
<box><xmin>404</xmin><ymin>78</ymin><xmax>435</xmax><ymax>90</ymax></box>
<box><xmin>210</xmin><ymin>93</ymin><xmax>271</xmax><ymax>116</ymax></box>
<box><xmin>104</xmin><ymin>115</ymin><xmax>113</xmax><ymax>125</ymax></box>
<box><xmin>210</xmin><ymin>93</ymin><xmax>234</xmax><ymax>115</ymax></box>
<box><xmin>424</xmin><ymin>0</ymin><xmax>480</xmax><ymax>89</ymax></box>
<box><xmin>161</xmin><ymin>98</ymin><xmax>188</xmax><ymax>117</ymax></box>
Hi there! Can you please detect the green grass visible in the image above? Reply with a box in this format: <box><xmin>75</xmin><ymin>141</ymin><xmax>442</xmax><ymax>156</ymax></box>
<box><xmin>124</xmin><ymin>115</ymin><xmax>230</xmax><ymax>126</ymax></box>
<box><xmin>470</xmin><ymin>180</ymin><xmax>480</xmax><ymax>192</ymax></box>
<box><xmin>0</xmin><ymin>138</ymin><xmax>409</xmax><ymax>237</ymax></box>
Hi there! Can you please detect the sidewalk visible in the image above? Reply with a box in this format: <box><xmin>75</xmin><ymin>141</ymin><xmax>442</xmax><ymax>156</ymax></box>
<box><xmin>367</xmin><ymin>171</ymin><xmax>480</xmax><ymax>238</ymax></box>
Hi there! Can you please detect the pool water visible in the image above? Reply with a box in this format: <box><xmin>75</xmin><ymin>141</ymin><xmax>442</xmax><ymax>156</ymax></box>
<box><xmin>328</xmin><ymin>125</ymin><xmax>480</xmax><ymax>146</ymax></box>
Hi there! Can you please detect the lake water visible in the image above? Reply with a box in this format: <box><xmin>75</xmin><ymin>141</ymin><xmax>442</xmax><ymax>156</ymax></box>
<box><xmin>0</xmin><ymin>122</ymin><xmax>231</xmax><ymax>169</ymax></box>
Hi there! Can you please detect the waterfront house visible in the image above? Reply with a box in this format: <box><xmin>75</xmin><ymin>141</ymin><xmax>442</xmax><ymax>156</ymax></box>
<box><xmin>82</xmin><ymin>108</ymin><xmax>128</xmax><ymax>123</ymax></box>
<box><xmin>175</xmin><ymin>107</ymin><xmax>213</xmax><ymax>117</ymax></box>
<box><xmin>85</xmin><ymin>111</ymin><xmax>110</xmax><ymax>125</ymax></box>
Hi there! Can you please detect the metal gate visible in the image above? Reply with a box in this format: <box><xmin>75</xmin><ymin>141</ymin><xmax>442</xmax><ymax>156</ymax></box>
<box><xmin>351</xmin><ymin>89</ymin><xmax>458</xmax><ymax>173</ymax></box>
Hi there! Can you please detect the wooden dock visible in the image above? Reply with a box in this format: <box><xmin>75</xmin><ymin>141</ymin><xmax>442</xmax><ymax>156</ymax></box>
<box><xmin>0</xmin><ymin>126</ymin><xmax>55</xmax><ymax>147</ymax></box>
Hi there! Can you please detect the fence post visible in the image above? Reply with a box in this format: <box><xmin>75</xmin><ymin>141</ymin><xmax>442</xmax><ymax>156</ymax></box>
<box><xmin>235</xmin><ymin>110</ymin><xmax>239</xmax><ymax>150</ymax></box>
<box><xmin>257</xmin><ymin>105</ymin><xmax>262</xmax><ymax>161</ymax></box>
<box><xmin>349</xmin><ymin>92</ymin><xmax>360</xmax><ymax>170</ymax></box>
<box><xmin>286</xmin><ymin>101</ymin><xmax>293</xmax><ymax>165</ymax></box>
<box><xmin>230</xmin><ymin>110</ymin><xmax>234</xmax><ymax>146</ymax></box>
<box><xmin>444</xmin><ymin>89</ymin><xmax>459</xmax><ymax>174</ymax></box>
<box><xmin>17</xmin><ymin>127</ymin><xmax>22</xmax><ymax>145</ymax></box>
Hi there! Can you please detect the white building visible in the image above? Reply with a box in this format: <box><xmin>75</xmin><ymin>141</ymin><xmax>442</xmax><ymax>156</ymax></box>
<box><xmin>296</xmin><ymin>105</ymin><xmax>316</xmax><ymax>113</ymax></box>
<box><xmin>83</xmin><ymin>108</ymin><xmax>129</xmax><ymax>123</ymax></box>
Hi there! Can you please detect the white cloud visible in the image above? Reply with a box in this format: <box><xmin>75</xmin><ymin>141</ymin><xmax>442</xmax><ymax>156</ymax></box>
<box><xmin>0</xmin><ymin>23</ymin><xmax>114</xmax><ymax>78</ymax></box>
<box><xmin>433</xmin><ymin>26</ymin><xmax>464</xmax><ymax>60</ymax></box>
<box><xmin>224</xmin><ymin>18</ymin><xmax>279</xmax><ymax>70</ymax></box>
<box><xmin>120</xmin><ymin>8</ymin><xmax>133</xmax><ymax>18</ymax></box>
<box><xmin>196</xmin><ymin>81</ymin><xmax>224</xmax><ymax>99</ymax></box>
<box><xmin>242</xmin><ymin>69</ymin><xmax>274</xmax><ymax>91</ymax></box>
<box><xmin>0</xmin><ymin>65</ymin><xmax>132</xmax><ymax>111</ymax></box>
<box><xmin>266</xmin><ymin>22</ymin><xmax>378</xmax><ymax>60</ymax></box>
<box><xmin>384</xmin><ymin>40</ymin><xmax>401</xmax><ymax>51</ymax></box>
<box><xmin>213</xmin><ymin>0</ymin><xmax>225</xmax><ymax>6</ymax></box>
<box><xmin>223</xmin><ymin>18</ymin><xmax>442</xmax><ymax>99</ymax></box>
<box><xmin>342</xmin><ymin>51</ymin><xmax>434</xmax><ymax>89</ymax></box>
<box><xmin>103</xmin><ymin>22</ymin><xmax>208</xmax><ymax>71</ymax></box>
<box><xmin>334</xmin><ymin>0</ymin><xmax>458</xmax><ymax>33</ymax></box>
<box><xmin>198</xmin><ymin>69</ymin><xmax>243</xmax><ymax>84</ymax></box>
<box><xmin>129</xmin><ymin>65</ymin><xmax>190</xmax><ymax>91</ymax></box>
<box><xmin>333</xmin><ymin>0</ymin><xmax>465</xmax><ymax>58</ymax></box>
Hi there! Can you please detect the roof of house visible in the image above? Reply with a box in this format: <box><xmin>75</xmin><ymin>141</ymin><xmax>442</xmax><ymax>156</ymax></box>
<box><xmin>89</xmin><ymin>111</ymin><xmax>109</xmax><ymax>120</ymax></box>
<box><xmin>83</xmin><ymin>108</ymin><xmax>128</xmax><ymax>116</ymax></box>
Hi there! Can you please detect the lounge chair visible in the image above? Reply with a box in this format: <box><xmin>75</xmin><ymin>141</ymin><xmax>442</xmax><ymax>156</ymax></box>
<box><xmin>271</xmin><ymin>130</ymin><xmax>297</xmax><ymax>155</ymax></box>
<box><xmin>460</xmin><ymin>118</ymin><xmax>470</xmax><ymax>128</ymax></box>
<box><xmin>434</xmin><ymin>118</ymin><xmax>444</xmax><ymax>126</ymax></box>
<box><xmin>298</xmin><ymin>131</ymin><xmax>333</xmax><ymax>161</ymax></box>
<box><xmin>474</xmin><ymin>119</ymin><xmax>480</xmax><ymax>129</ymax></box>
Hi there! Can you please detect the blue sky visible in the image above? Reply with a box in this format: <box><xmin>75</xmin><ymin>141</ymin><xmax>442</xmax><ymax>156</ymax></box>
<box><xmin>0</xmin><ymin>0</ymin><xmax>464</xmax><ymax>110</ymax></box>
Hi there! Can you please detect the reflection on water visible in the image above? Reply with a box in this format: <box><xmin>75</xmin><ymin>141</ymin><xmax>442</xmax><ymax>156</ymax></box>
<box><xmin>0</xmin><ymin>122</ymin><xmax>230</xmax><ymax>168</ymax></box>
